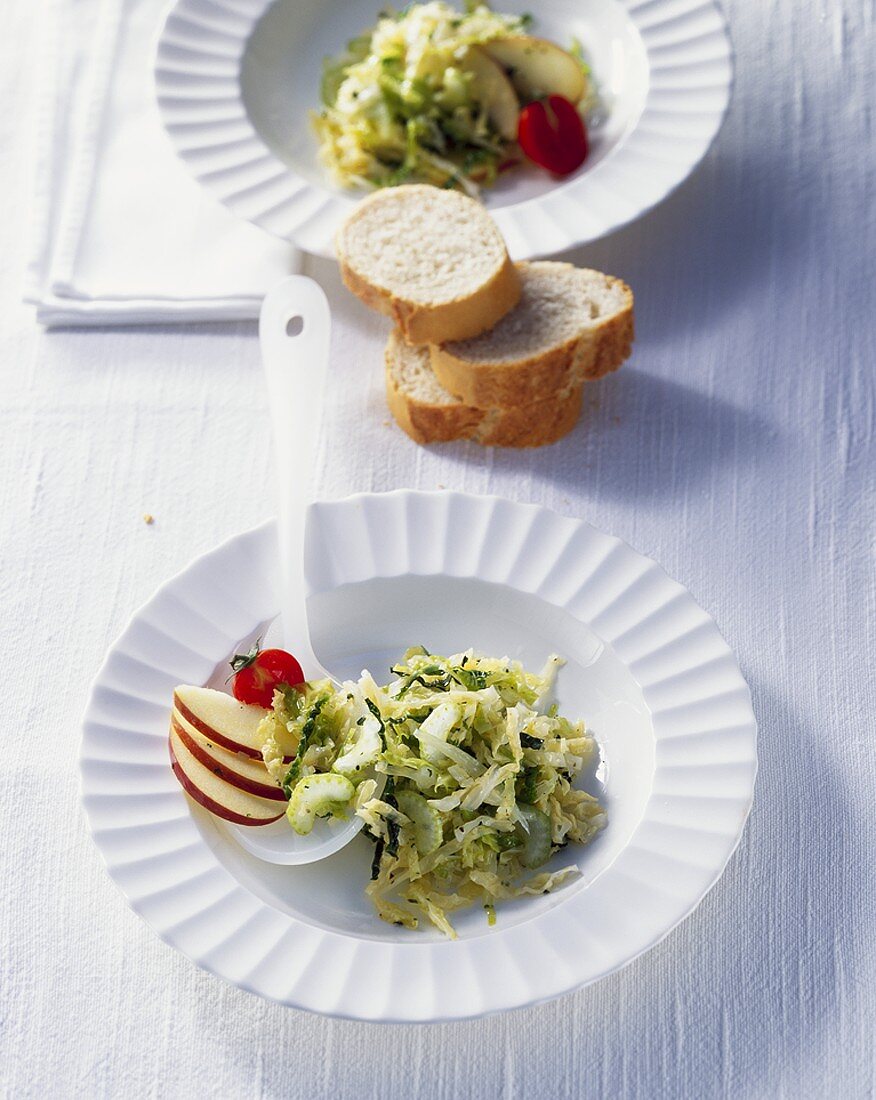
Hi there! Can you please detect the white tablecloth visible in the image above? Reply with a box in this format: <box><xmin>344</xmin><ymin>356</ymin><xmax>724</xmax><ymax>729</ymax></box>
<box><xmin>2</xmin><ymin>0</ymin><xmax>874</xmax><ymax>1096</ymax></box>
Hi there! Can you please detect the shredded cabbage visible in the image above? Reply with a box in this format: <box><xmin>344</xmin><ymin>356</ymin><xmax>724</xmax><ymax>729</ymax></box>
<box><xmin>258</xmin><ymin>647</ymin><xmax>606</xmax><ymax>937</ymax></box>
<box><xmin>312</xmin><ymin>2</ymin><xmax>531</xmax><ymax>193</ymax></box>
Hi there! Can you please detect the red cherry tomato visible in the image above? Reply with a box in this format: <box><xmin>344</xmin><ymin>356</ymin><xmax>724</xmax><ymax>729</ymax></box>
<box><xmin>229</xmin><ymin>642</ymin><xmax>305</xmax><ymax>707</ymax></box>
<box><xmin>518</xmin><ymin>95</ymin><xmax>588</xmax><ymax>177</ymax></box>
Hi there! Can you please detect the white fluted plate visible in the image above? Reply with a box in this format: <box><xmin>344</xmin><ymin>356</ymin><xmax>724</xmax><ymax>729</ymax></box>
<box><xmin>80</xmin><ymin>491</ymin><xmax>756</xmax><ymax>1021</ymax></box>
<box><xmin>155</xmin><ymin>0</ymin><xmax>733</xmax><ymax>258</ymax></box>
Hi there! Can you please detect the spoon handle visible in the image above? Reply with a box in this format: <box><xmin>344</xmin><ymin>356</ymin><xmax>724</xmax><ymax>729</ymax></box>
<box><xmin>259</xmin><ymin>276</ymin><xmax>332</xmax><ymax>677</ymax></box>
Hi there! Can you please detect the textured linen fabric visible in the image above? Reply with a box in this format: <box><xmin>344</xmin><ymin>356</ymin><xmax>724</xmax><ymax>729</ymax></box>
<box><xmin>26</xmin><ymin>0</ymin><xmax>296</xmax><ymax>324</ymax></box>
<box><xmin>2</xmin><ymin>0</ymin><xmax>875</xmax><ymax>1097</ymax></box>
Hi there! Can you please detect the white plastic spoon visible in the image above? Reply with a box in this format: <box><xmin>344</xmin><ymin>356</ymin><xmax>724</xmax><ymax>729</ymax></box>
<box><xmin>225</xmin><ymin>276</ymin><xmax>370</xmax><ymax>864</ymax></box>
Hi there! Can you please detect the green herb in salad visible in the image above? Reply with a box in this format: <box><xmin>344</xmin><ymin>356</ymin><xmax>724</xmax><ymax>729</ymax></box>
<box><xmin>257</xmin><ymin>648</ymin><xmax>606</xmax><ymax>937</ymax></box>
<box><xmin>312</xmin><ymin>1</ymin><xmax>530</xmax><ymax>195</ymax></box>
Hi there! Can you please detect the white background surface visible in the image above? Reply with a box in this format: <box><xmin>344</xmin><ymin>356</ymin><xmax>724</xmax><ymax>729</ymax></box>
<box><xmin>1</xmin><ymin>0</ymin><xmax>874</xmax><ymax>1097</ymax></box>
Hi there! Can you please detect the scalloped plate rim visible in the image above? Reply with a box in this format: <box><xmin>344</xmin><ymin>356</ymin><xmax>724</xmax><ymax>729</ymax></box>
<box><xmin>80</xmin><ymin>490</ymin><xmax>757</xmax><ymax>1021</ymax></box>
<box><xmin>152</xmin><ymin>0</ymin><xmax>735</xmax><ymax>259</ymax></box>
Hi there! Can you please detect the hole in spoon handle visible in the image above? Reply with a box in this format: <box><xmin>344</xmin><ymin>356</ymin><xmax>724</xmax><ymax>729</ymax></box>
<box><xmin>259</xmin><ymin>277</ymin><xmax>332</xmax><ymax>678</ymax></box>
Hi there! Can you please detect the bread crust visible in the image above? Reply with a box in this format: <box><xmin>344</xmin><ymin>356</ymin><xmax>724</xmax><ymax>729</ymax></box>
<box><xmin>385</xmin><ymin>343</ymin><xmax>582</xmax><ymax>448</ymax></box>
<box><xmin>429</xmin><ymin>268</ymin><xmax>634</xmax><ymax>408</ymax></box>
<box><xmin>336</xmin><ymin>185</ymin><xmax>521</xmax><ymax>345</ymax></box>
<box><xmin>340</xmin><ymin>250</ymin><xmax>521</xmax><ymax>346</ymax></box>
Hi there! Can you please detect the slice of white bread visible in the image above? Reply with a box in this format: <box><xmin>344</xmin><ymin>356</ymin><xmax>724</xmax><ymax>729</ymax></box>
<box><xmin>336</xmin><ymin>185</ymin><xmax>521</xmax><ymax>346</ymax></box>
<box><xmin>430</xmin><ymin>261</ymin><xmax>634</xmax><ymax>409</ymax></box>
<box><xmin>385</xmin><ymin>329</ymin><xmax>581</xmax><ymax>448</ymax></box>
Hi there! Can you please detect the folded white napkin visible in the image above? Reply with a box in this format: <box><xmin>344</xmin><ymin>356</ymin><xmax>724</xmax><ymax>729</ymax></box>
<box><xmin>26</xmin><ymin>0</ymin><xmax>298</xmax><ymax>326</ymax></box>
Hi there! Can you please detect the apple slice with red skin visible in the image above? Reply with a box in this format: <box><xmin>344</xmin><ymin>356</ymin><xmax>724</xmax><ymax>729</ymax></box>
<box><xmin>173</xmin><ymin>684</ymin><xmax>293</xmax><ymax>762</ymax></box>
<box><xmin>171</xmin><ymin>712</ymin><xmax>286</xmax><ymax>802</ymax></box>
<box><xmin>169</xmin><ymin>726</ymin><xmax>285</xmax><ymax>826</ymax></box>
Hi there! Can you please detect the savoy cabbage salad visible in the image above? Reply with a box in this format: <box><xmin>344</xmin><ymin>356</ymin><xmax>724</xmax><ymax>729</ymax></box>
<box><xmin>257</xmin><ymin>647</ymin><xmax>606</xmax><ymax>937</ymax></box>
<box><xmin>312</xmin><ymin>1</ymin><xmax>599</xmax><ymax>194</ymax></box>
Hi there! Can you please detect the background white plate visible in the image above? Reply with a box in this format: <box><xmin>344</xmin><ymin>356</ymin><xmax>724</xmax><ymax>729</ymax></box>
<box><xmin>80</xmin><ymin>491</ymin><xmax>756</xmax><ymax>1021</ymax></box>
<box><xmin>155</xmin><ymin>0</ymin><xmax>733</xmax><ymax>258</ymax></box>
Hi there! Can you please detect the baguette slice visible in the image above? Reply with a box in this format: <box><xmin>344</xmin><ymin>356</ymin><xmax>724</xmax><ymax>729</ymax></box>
<box><xmin>430</xmin><ymin>262</ymin><xmax>634</xmax><ymax>409</ymax></box>
<box><xmin>385</xmin><ymin>329</ymin><xmax>581</xmax><ymax>448</ymax></box>
<box><xmin>336</xmin><ymin>185</ymin><xmax>521</xmax><ymax>346</ymax></box>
